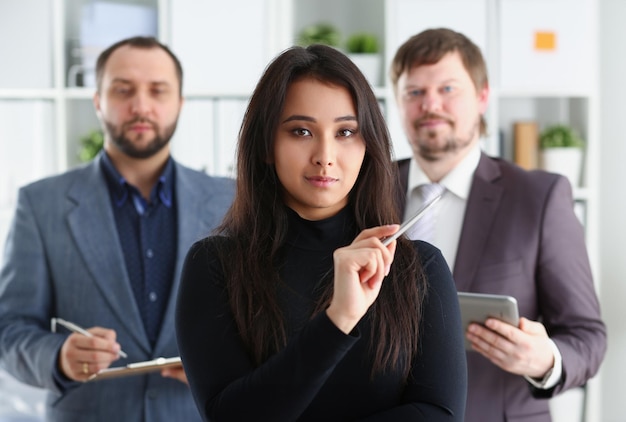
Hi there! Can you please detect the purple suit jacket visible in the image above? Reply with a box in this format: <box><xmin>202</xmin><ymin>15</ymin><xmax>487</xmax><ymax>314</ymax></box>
<box><xmin>396</xmin><ymin>153</ymin><xmax>606</xmax><ymax>422</ymax></box>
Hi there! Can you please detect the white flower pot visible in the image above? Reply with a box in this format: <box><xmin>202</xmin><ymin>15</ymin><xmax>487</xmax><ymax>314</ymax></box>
<box><xmin>540</xmin><ymin>147</ymin><xmax>583</xmax><ymax>187</ymax></box>
<box><xmin>347</xmin><ymin>53</ymin><xmax>382</xmax><ymax>87</ymax></box>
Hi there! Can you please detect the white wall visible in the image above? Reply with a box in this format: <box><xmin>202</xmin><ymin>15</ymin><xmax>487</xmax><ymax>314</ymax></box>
<box><xmin>598</xmin><ymin>1</ymin><xmax>626</xmax><ymax>420</ymax></box>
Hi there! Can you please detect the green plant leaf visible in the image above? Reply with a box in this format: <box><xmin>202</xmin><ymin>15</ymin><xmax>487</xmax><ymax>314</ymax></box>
<box><xmin>78</xmin><ymin>129</ymin><xmax>104</xmax><ymax>162</ymax></box>
<box><xmin>297</xmin><ymin>23</ymin><xmax>341</xmax><ymax>47</ymax></box>
<box><xmin>539</xmin><ymin>124</ymin><xmax>585</xmax><ymax>149</ymax></box>
<box><xmin>346</xmin><ymin>32</ymin><xmax>379</xmax><ymax>53</ymax></box>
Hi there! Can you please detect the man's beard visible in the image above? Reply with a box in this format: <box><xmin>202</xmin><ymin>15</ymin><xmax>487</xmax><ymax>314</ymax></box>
<box><xmin>104</xmin><ymin>117</ymin><xmax>178</xmax><ymax>159</ymax></box>
<box><xmin>413</xmin><ymin>114</ymin><xmax>479</xmax><ymax>162</ymax></box>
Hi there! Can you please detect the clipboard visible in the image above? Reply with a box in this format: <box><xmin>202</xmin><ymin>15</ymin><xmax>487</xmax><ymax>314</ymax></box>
<box><xmin>87</xmin><ymin>356</ymin><xmax>182</xmax><ymax>381</ymax></box>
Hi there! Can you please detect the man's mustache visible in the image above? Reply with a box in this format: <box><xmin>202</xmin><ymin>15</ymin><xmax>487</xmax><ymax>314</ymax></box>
<box><xmin>413</xmin><ymin>113</ymin><xmax>454</xmax><ymax>128</ymax></box>
<box><xmin>124</xmin><ymin>117</ymin><xmax>157</xmax><ymax>129</ymax></box>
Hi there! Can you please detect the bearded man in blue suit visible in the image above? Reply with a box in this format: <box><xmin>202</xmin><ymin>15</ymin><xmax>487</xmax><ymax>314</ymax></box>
<box><xmin>0</xmin><ymin>36</ymin><xmax>234</xmax><ymax>421</ymax></box>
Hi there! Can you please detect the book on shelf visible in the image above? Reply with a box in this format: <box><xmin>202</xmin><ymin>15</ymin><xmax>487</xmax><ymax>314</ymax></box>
<box><xmin>513</xmin><ymin>121</ymin><xmax>539</xmax><ymax>170</ymax></box>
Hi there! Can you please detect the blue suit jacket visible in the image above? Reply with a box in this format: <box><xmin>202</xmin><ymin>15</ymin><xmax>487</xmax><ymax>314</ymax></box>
<box><xmin>0</xmin><ymin>153</ymin><xmax>235</xmax><ymax>421</ymax></box>
<box><xmin>396</xmin><ymin>153</ymin><xmax>606</xmax><ymax>422</ymax></box>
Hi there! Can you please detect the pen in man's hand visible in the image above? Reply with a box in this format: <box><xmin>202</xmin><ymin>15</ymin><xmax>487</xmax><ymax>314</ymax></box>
<box><xmin>51</xmin><ymin>317</ymin><xmax>128</xmax><ymax>358</ymax></box>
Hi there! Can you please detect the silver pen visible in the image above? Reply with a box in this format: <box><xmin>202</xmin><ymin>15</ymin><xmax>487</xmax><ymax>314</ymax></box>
<box><xmin>51</xmin><ymin>317</ymin><xmax>128</xmax><ymax>358</ymax></box>
<box><xmin>382</xmin><ymin>193</ymin><xmax>443</xmax><ymax>246</ymax></box>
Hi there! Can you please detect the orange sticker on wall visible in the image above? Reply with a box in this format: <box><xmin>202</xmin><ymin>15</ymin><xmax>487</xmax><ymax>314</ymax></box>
<box><xmin>534</xmin><ymin>31</ymin><xmax>556</xmax><ymax>51</ymax></box>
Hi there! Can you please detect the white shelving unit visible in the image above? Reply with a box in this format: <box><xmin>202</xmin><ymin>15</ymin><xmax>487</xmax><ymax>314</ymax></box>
<box><xmin>0</xmin><ymin>1</ymin><xmax>600</xmax><ymax>420</ymax></box>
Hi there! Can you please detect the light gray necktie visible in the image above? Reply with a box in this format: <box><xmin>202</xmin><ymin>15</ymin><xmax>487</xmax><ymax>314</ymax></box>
<box><xmin>406</xmin><ymin>183</ymin><xmax>445</xmax><ymax>243</ymax></box>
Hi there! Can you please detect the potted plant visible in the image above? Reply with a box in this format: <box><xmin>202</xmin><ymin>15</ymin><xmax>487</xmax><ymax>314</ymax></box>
<box><xmin>539</xmin><ymin>124</ymin><xmax>585</xmax><ymax>187</ymax></box>
<box><xmin>297</xmin><ymin>23</ymin><xmax>341</xmax><ymax>48</ymax></box>
<box><xmin>78</xmin><ymin>129</ymin><xmax>104</xmax><ymax>162</ymax></box>
<box><xmin>345</xmin><ymin>32</ymin><xmax>381</xmax><ymax>87</ymax></box>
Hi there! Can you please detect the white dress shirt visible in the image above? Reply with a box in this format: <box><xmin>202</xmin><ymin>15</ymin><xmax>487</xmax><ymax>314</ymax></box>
<box><xmin>404</xmin><ymin>143</ymin><xmax>481</xmax><ymax>272</ymax></box>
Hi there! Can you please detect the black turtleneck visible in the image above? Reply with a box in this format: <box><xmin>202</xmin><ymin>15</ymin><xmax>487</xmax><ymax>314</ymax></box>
<box><xmin>176</xmin><ymin>207</ymin><xmax>467</xmax><ymax>421</ymax></box>
<box><xmin>278</xmin><ymin>207</ymin><xmax>356</xmax><ymax>334</ymax></box>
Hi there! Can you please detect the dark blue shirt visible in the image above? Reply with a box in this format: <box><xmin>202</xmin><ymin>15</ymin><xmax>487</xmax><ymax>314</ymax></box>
<box><xmin>100</xmin><ymin>152</ymin><xmax>177</xmax><ymax>347</ymax></box>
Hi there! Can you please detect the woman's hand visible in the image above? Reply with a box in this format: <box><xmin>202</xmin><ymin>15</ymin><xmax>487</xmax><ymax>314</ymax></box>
<box><xmin>326</xmin><ymin>224</ymin><xmax>399</xmax><ymax>334</ymax></box>
<box><xmin>161</xmin><ymin>365</ymin><xmax>189</xmax><ymax>384</ymax></box>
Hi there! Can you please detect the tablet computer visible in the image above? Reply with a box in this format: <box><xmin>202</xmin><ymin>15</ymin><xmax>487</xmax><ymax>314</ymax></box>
<box><xmin>87</xmin><ymin>356</ymin><xmax>182</xmax><ymax>381</ymax></box>
<box><xmin>458</xmin><ymin>292</ymin><xmax>519</xmax><ymax>351</ymax></box>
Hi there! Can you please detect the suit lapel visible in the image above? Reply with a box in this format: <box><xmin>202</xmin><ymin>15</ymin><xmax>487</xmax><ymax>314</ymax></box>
<box><xmin>66</xmin><ymin>158</ymin><xmax>150</xmax><ymax>352</ymax></box>
<box><xmin>453</xmin><ymin>154</ymin><xmax>503</xmax><ymax>292</ymax></box>
<box><xmin>153</xmin><ymin>163</ymin><xmax>212</xmax><ymax>355</ymax></box>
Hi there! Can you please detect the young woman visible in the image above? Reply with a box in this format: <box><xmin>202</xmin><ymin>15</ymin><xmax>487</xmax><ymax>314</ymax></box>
<box><xmin>176</xmin><ymin>44</ymin><xmax>466</xmax><ymax>421</ymax></box>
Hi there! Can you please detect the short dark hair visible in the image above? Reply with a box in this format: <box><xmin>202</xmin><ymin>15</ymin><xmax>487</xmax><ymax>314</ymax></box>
<box><xmin>390</xmin><ymin>28</ymin><xmax>489</xmax><ymax>136</ymax></box>
<box><xmin>95</xmin><ymin>36</ymin><xmax>183</xmax><ymax>95</ymax></box>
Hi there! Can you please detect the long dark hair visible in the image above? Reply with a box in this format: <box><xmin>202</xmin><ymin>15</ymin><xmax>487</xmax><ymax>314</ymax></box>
<box><xmin>217</xmin><ymin>44</ymin><xmax>426</xmax><ymax>378</ymax></box>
